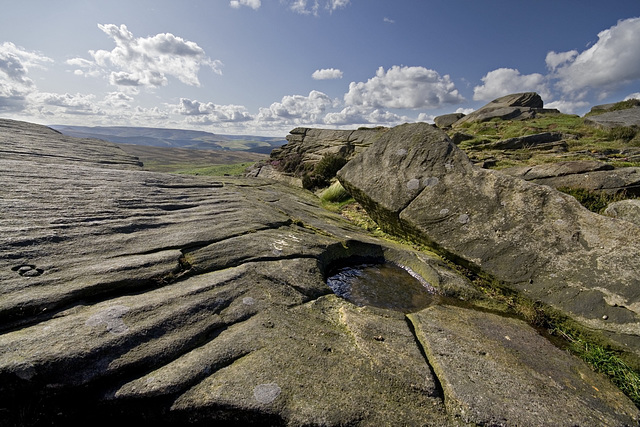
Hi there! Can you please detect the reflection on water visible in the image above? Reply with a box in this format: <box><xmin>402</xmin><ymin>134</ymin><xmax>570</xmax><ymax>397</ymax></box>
<box><xmin>326</xmin><ymin>263</ymin><xmax>436</xmax><ymax>313</ymax></box>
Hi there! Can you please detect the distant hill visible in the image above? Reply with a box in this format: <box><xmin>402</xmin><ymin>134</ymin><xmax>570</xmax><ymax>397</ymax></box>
<box><xmin>50</xmin><ymin>125</ymin><xmax>287</xmax><ymax>154</ymax></box>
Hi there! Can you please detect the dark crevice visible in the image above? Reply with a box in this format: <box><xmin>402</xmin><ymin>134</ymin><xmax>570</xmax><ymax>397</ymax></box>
<box><xmin>404</xmin><ymin>316</ymin><xmax>445</xmax><ymax>402</ymax></box>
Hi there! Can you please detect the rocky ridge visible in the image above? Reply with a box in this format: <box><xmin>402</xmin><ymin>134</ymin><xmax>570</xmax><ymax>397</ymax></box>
<box><xmin>2</xmin><ymin>117</ymin><xmax>638</xmax><ymax>425</ymax></box>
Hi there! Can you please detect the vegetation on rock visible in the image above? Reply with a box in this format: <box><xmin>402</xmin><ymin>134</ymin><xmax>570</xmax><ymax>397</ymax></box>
<box><xmin>301</xmin><ymin>153</ymin><xmax>348</xmax><ymax>190</ymax></box>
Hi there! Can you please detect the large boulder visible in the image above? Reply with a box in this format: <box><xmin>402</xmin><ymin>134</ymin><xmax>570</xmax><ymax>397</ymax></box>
<box><xmin>338</xmin><ymin>122</ymin><xmax>640</xmax><ymax>362</ymax></box>
<box><xmin>452</xmin><ymin>92</ymin><xmax>558</xmax><ymax>127</ymax></box>
<box><xmin>1</xmin><ymin>118</ymin><xmax>637</xmax><ymax>425</ymax></box>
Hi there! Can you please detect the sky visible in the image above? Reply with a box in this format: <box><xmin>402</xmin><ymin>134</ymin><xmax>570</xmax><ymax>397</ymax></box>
<box><xmin>1</xmin><ymin>1</ymin><xmax>639</xmax><ymax>137</ymax></box>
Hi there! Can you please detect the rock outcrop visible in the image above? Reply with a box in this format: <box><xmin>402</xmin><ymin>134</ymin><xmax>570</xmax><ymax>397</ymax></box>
<box><xmin>604</xmin><ymin>199</ymin><xmax>640</xmax><ymax>225</ymax></box>
<box><xmin>584</xmin><ymin>105</ymin><xmax>640</xmax><ymax>128</ymax></box>
<box><xmin>338</xmin><ymin>122</ymin><xmax>640</xmax><ymax>364</ymax></box>
<box><xmin>501</xmin><ymin>160</ymin><xmax>640</xmax><ymax>195</ymax></box>
<box><xmin>452</xmin><ymin>92</ymin><xmax>559</xmax><ymax>127</ymax></box>
<box><xmin>1</xmin><ymin>118</ymin><xmax>638</xmax><ymax>425</ymax></box>
<box><xmin>271</xmin><ymin>126</ymin><xmax>387</xmax><ymax>165</ymax></box>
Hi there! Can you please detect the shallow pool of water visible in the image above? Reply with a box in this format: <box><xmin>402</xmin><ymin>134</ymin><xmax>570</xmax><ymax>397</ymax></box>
<box><xmin>326</xmin><ymin>262</ymin><xmax>437</xmax><ymax>313</ymax></box>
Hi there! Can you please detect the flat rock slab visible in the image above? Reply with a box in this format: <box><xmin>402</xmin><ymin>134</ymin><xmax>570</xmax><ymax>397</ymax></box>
<box><xmin>409</xmin><ymin>305</ymin><xmax>639</xmax><ymax>426</ymax></box>
<box><xmin>584</xmin><ymin>106</ymin><xmax>640</xmax><ymax>128</ymax></box>
<box><xmin>502</xmin><ymin>160</ymin><xmax>614</xmax><ymax>180</ymax></box>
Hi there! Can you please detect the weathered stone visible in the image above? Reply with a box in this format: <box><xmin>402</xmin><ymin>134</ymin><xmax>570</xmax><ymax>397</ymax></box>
<box><xmin>409</xmin><ymin>305</ymin><xmax>640</xmax><ymax>426</ymax></box>
<box><xmin>501</xmin><ymin>160</ymin><xmax>614</xmax><ymax>180</ymax></box>
<box><xmin>584</xmin><ymin>106</ymin><xmax>640</xmax><ymax>128</ymax></box>
<box><xmin>604</xmin><ymin>199</ymin><xmax>640</xmax><ymax>225</ymax></box>
<box><xmin>473</xmin><ymin>132</ymin><xmax>564</xmax><ymax>150</ymax></box>
<box><xmin>434</xmin><ymin>113</ymin><xmax>465</xmax><ymax>128</ymax></box>
<box><xmin>338</xmin><ymin>122</ymin><xmax>640</xmax><ymax>363</ymax></box>
<box><xmin>452</xmin><ymin>92</ymin><xmax>547</xmax><ymax>126</ymax></box>
<box><xmin>0</xmin><ymin>118</ymin><xmax>458</xmax><ymax>425</ymax></box>
<box><xmin>2</xmin><ymin>118</ymin><xmax>638</xmax><ymax>425</ymax></box>
<box><xmin>0</xmin><ymin>118</ymin><xmax>142</xmax><ymax>169</ymax></box>
<box><xmin>532</xmin><ymin>167</ymin><xmax>640</xmax><ymax>195</ymax></box>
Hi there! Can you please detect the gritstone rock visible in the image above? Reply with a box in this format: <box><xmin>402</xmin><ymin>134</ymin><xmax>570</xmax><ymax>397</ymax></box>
<box><xmin>338</xmin><ymin>122</ymin><xmax>640</xmax><ymax>363</ymax></box>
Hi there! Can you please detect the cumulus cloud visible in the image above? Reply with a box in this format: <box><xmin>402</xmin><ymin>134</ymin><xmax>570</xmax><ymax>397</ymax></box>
<box><xmin>33</xmin><ymin>92</ymin><xmax>100</xmax><ymax>115</ymax></box>
<box><xmin>285</xmin><ymin>0</ymin><xmax>350</xmax><ymax>15</ymax></box>
<box><xmin>473</xmin><ymin>68</ymin><xmax>550</xmax><ymax>101</ymax></box>
<box><xmin>549</xmin><ymin>17</ymin><xmax>640</xmax><ymax>95</ymax></box>
<box><xmin>545</xmin><ymin>50</ymin><xmax>579</xmax><ymax>72</ymax></box>
<box><xmin>344</xmin><ymin>65</ymin><xmax>464</xmax><ymax>110</ymax></box>
<box><xmin>544</xmin><ymin>99</ymin><xmax>590</xmax><ymax>114</ymax></box>
<box><xmin>0</xmin><ymin>42</ymin><xmax>52</xmax><ymax>112</ymax></box>
<box><xmin>626</xmin><ymin>92</ymin><xmax>640</xmax><ymax>101</ymax></box>
<box><xmin>177</xmin><ymin>98</ymin><xmax>253</xmax><ymax>122</ymax></box>
<box><xmin>383</xmin><ymin>17</ymin><xmax>395</xmax><ymax>24</ymax></box>
<box><xmin>69</xmin><ymin>24</ymin><xmax>222</xmax><ymax>88</ymax></box>
<box><xmin>312</xmin><ymin>68</ymin><xmax>343</xmax><ymax>80</ymax></box>
<box><xmin>230</xmin><ymin>0</ymin><xmax>261</xmax><ymax>9</ymax></box>
<box><xmin>323</xmin><ymin>106</ymin><xmax>402</xmax><ymax>126</ymax></box>
<box><xmin>257</xmin><ymin>90</ymin><xmax>334</xmax><ymax>123</ymax></box>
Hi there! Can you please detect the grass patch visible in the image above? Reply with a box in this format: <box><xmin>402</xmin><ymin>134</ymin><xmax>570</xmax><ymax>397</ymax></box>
<box><xmin>176</xmin><ymin>162</ymin><xmax>255</xmax><ymax>176</ymax></box>
<box><xmin>557</xmin><ymin>187</ymin><xmax>633</xmax><ymax>214</ymax></box>
<box><xmin>585</xmin><ymin>99</ymin><xmax>640</xmax><ymax>116</ymax></box>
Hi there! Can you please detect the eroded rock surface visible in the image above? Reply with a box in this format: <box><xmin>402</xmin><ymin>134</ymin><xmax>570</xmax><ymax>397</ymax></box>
<box><xmin>584</xmin><ymin>106</ymin><xmax>640</xmax><ymax>128</ymax></box>
<box><xmin>338</xmin><ymin>122</ymin><xmax>640</xmax><ymax>364</ymax></box>
<box><xmin>452</xmin><ymin>92</ymin><xmax>559</xmax><ymax>127</ymax></box>
<box><xmin>1</xmin><ymin>118</ymin><xmax>637</xmax><ymax>425</ymax></box>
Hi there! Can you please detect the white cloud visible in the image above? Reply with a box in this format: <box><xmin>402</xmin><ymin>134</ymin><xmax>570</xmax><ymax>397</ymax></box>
<box><xmin>327</xmin><ymin>0</ymin><xmax>350</xmax><ymax>12</ymax></box>
<box><xmin>344</xmin><ymin>65</ymin><xmax>464</xmax><ymax>109</ymax></box>
<box><xmin>285</xmin><ymin>0</ymin><xmax>350</xmax><ymax>15</ymax></box>
<box><xmin>230</xmin><ymin>0</ymin><xmax>261</xmax><ymax>9</ymax></box>
<box><xmin>544</xmin><ymin>99</ymin><xmax>590</xmax><ymax>114</ymax></box>
<box><xmin>69</xmin><ymin>24</ymin><xmax>222</xmax><ymax>88</ymax></box>
<box><xmin>29</xmin><ymin>92</ymin><xmax>101</xmax><ymax>116</ymax></box>
<box><xmin>473</xmin><ymin>68</ymin><xmax>550</xmax><ymax>101</ymax></box>
<box><xmin>550</xmin><ymin>17</ymin><xmax>640</xmax><ymax>95</ymax></box>
<box><xmin>545</xmin><ymin>50</ymin><xmax>578</xmax><ymax>72</ymax></box>
<box><xmin>177</xmin><ymin>98</ymin><xmax>253</xmax><ymax>122</ymax></box>
<box><xmin>312</xmin><ymin>68</ymin><xmax>343</xmax><ymax>80</ymax></box>
<box><xmin>323</xmin><ymin>105</ymin><xmax>407</xmax><ymax>126</ymax></box>
<box><xmin>383</xmin><ymin>17</ymin><xmax>395</xmax><ymax>24</ymax></box>
<box><xmin>0</xmin><ymin>42</ymin><xmax>52</xmax><ymax>112</ymax></box>
<box><xmin>625</xmin><ymin>92</ymin><xmax>640</xmax><ymax>101</ymax></box>
<box><xmin>257</xmin><ymin>90</ymin><xmax>334</xmax><ymax>123</ymax></box>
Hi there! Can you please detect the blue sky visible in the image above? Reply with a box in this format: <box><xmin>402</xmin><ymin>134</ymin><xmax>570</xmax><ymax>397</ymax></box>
<box><xmin>1</xmin><ymin>0</ymin><xmax>639</xmax><ymax>136</ymax></box>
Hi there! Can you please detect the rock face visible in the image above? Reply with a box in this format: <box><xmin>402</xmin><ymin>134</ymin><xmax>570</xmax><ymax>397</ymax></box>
<box><xmin>452</xmin><ymin>92</ymin><xmax>559</xmax><ymax>127</ymax></box>
<box><xmin>275</xmin><ymin>127</ymin><xmax>387</xmax><ymax>162</ymax></box>
<box><xmin>434</xmin><ymin>113</ymin><xmax>465</xmax><ymax>128</ymax></box>
<box><xmin>1</xmin><ymin>118</ymin><xmax>638</xmax><ymax>426</ymax></box>
<box><xmin>338</xmin><ymin>122</ymin><xmax>640</xmax><ymax>364</ymax></box>
<box><xmin>584</xmin><ymin>106</ymin><xmax>640</xmax><ymax>128</ymax></box>
<box><xmin>604</xmin><ymin>199</ymin><xmax>640</xmax><ymax>225</ymax></box>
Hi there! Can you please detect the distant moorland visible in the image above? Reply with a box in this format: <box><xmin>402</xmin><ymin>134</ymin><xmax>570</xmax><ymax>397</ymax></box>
<box><xmin>50</xmin><ymin>125</ymin><xmax>287</xmax><ymax>154</ymax></box>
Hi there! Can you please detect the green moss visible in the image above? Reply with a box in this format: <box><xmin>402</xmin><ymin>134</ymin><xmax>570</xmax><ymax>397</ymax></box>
<box><xmin>302</xmin><ymin>154</ymin><xmax>348</xmax><ymax>190</ymax></box>
<box><xmin>557</xmin><ymin>187</ymin><xmax>634</xmax><ymax>214</ymax></box>
<box><xmin>585</xmin><ymin>99</ymin><xmax>640</xmax><ymax>116</ymax></box>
